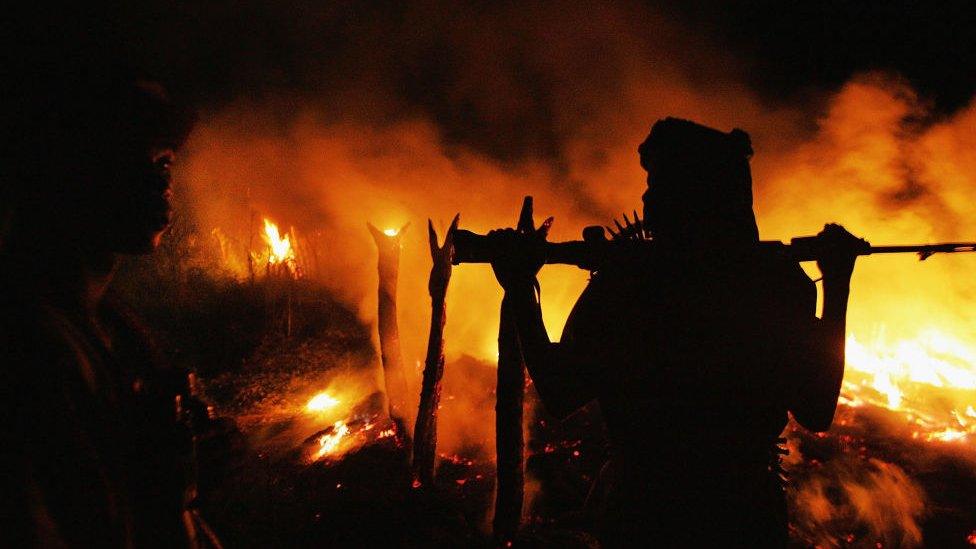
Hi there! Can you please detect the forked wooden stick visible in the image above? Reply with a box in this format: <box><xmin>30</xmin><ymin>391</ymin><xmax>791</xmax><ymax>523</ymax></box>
<box><xmin>412</xmin><ymin>214</ymin><xmax>460</xmax><ymax>487</ymax></box>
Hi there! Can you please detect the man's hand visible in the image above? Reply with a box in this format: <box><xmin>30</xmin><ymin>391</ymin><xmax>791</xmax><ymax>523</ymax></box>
<box><xmin>816</xmin><ymin>223</ymin><xmax>869</xmax><ymax>286</ymax></box>
<box><xmin>488</xmin><ymin>229</ymin><xmax>549</xmax><ymax>291</ymax></box>
<box><xmin>489</xmin><ymin>197</ymin><xmax>552</xmax><ymax>292</ymax></box>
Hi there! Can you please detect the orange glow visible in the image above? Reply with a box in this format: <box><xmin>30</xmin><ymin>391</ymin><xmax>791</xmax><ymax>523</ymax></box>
<box><xmin>313</xmin><ymin>420</ymin><xmax>350</xmax><ymax>459</ymax></box>
<box><xmin>843</xmin><ymin>327</ymin><xmax>976</xmax><ymax>443</ymax></box>
<box><xmin>306</xmin><ymin>392</ymin><xmax>340</xmax><ymax>412</ymax></box>
<box><xmin>305</xmin><ymin>415</ymin><xmax>402</xmax><ymax>463</ymax></box>
<box><xmin>294</xmin><ymin>373</ymin><xmax>405</xmax><ymax>464</ymax></box>
<box><xmin>926</xmin><ymin>428</ymin><xmax>967</xmax><ymax>443</ymax></box>
<box><xmin>262</xmin><ymin>218</ymin><xmax>295</xmax><ymax>265</ymax></box>
<box><xmin>383</xmin><ymin>228</ymin><xmax>399</xmax><ymax>237</ymax></box>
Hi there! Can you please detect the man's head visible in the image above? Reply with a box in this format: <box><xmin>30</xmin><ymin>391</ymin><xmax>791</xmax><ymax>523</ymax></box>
<box><xmin>638</xmin><ymin>118</ymin><xmax>758</xmax><ymax>246</ymax></box>
<box><xmin>2</xmin><ymin>64</ymin><xmax>194</xmax><ymax>256</ymax></box>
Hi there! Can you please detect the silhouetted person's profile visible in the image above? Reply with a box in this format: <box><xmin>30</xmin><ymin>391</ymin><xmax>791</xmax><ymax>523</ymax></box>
<box><xmin>0</xmin><ymin>61</ymin><xmax>200</xmax><ymax>547</ymax></box>
<box><xmin>489</xmin><ymin>118</ymin><xmax>862</xmax><ymax>547</ymax></box>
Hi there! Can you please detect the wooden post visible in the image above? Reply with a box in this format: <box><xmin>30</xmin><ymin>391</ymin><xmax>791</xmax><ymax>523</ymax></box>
<box><xmin>493</xmin><ymin>197</ymin><xmax>550</xmax><ymax>543</ymax></box>
<box><xmin>494</xmin><ymin>298</ymin><xmax>525</xmax><ymax>543</ymax></box>
<box><xmin>412</xmin><ymin>215</ymin><xmax>460</xmax><ymax>487</ymax></box>
<box><xmin>368</xmin><ymin>222</ymin><xmax>411</xmax><ymax>419</ymax></box>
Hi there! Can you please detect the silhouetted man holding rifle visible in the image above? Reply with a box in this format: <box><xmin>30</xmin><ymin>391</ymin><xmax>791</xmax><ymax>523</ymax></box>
<box><xmin>486</xmin><ymin>118</ymin><xmax>864</xmax><ymax>547</ymax></box>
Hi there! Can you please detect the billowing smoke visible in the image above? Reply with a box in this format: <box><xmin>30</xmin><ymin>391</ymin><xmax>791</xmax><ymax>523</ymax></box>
<box><xmin>758</xmin><ymin>73</ymin><xmax>976</xmax><ymax>345</ymax></box>
<box><xmin>176</xmin><ymin>0</ymin><xmax>811</xmax><ymax>369</ymax></box>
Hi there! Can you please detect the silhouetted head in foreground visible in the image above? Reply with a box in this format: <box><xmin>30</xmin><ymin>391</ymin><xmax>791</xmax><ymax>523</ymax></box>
<box><xmin>638</xmin><ymin>118</ymin><xmax>758</xmax><ymax>247</ymax></box>
<box><xmin>1</xmin><ymin>65</ymin><xmax>194</xmax><ymax>261</ymax></box>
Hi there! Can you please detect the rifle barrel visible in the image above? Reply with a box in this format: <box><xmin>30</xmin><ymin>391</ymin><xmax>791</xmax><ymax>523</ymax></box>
<box><xmin>785</xmin><ymin>236</ymin><xmax>976</xmax><ymax>262</ymax></box>
<box><xmin>453</xmin><ymin>229</ymin><xmax>976</xmax><ymax>269</ymax></box>
<box><xmin>867</xmin><ymin>243</ymin><xmax>976</xmax><ymax>255</ymax></box>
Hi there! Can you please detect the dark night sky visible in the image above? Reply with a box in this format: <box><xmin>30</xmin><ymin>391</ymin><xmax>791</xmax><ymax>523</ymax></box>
<box><xmin>106</xmin><ymin>1</ymin><xmax>975</xmax><ymax>106</ymax></box>
<box><xmin>664</xmin><ymin>0</ymin><xmax>976</xmax><ymax>111</ymax></box>
<box><xmin>11</xmin><ymin>1</ymin><xmax>976</xmax><ymax>161</ymax></box>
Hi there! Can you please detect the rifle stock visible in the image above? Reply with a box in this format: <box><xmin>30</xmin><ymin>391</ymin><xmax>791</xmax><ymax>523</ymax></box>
<box><xmin>452</xmin><ymin>229</ymin><xmax>609</xmax><ymax>270</ymax></box>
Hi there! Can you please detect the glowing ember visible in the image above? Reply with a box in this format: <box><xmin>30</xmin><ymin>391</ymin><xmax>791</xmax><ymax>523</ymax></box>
<box><xmin>383</xmin><ymin>228</ymin><xmax>398</xmax><ymax>237</ymax></box>
<box><xmin>926</xmin><ymin>428</ymin><xmax>968</xmax><ymax>443</ymax></box>
<box><xmin>303</xmin><ymin>413</ymin><xmax>403</xmax><ymax>464</ymax></box>
<box><xmin>306</xmin><ymin>392</ymin><xmax>340</xmax><ymax>412</ymax></box>
<box><xmin>314</xmin><ymin>420</ymin><xmax>350</xmax><ymax>459</ymax></box>
<box><xmin>262</xmin><ymin>218</ymin><xmax>295</xmax><ymax>265</ymax></box>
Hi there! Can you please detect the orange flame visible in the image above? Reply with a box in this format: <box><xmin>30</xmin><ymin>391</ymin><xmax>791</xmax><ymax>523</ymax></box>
<box><xmin>313</xmin><ymin>420</ymin><xmax>350</xmax><ymax>459</ymax></box>
<box><xmin>306</xmin><ymin>392</ymin><xmax>340</xmax><ymax>412</ymax></box>
<box><xmin>262</xmin><ymin>218</ymin><xmax>295</xmax><ymax>265</ymax></box>
<box><xmin>306</xmin><ymin>416</ymin><xmax>401</xmax><ymax>463</ymax></box>
<box><xmin>843</xmin><ymin>327</ymin><xmax>976</xmax><ymax>443</ymax></box>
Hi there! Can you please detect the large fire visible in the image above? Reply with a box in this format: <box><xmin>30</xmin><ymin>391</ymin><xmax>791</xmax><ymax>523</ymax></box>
<box><xmin>842</xmin><ymin>327</ymin><xmax>976</xmax><ymax>443</ymax></box>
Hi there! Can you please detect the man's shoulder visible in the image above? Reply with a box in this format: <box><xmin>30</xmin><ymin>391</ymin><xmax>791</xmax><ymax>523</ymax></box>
<box><xmin>589</xmin><ymin>242</ymin><xmax>655</xmax><ymax>283</ymax></box>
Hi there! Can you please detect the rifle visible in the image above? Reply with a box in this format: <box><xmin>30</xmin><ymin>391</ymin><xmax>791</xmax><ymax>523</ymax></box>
<box><xmin>452</xmin><ymin>197</ymin><xmax>976</xmax><ymax>270</ymax></box>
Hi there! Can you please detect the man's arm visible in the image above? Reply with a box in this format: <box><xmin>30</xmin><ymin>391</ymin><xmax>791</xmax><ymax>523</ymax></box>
<box><xmin>489</xmin><ymin>225</ymin><xmax>602</xmax><ymax>419</ymax></box>
<box><xmin>502</xmin><ymin>281</ymin><xmax>600</xmax><ymax>419</ymax></box>
<box><xmin>790</xmin><ymin>223</ymin><xmax>860</xmax><ymax>432</ymax></box>
<box><xmin>790</xmin><ymin>283</ymin><xmax>849</xmax><ymax>432</ymax></box>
